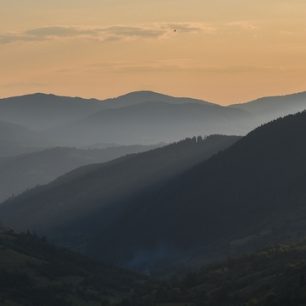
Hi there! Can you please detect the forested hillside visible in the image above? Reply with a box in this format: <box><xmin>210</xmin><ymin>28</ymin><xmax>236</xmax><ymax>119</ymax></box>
<box><xmin>0</xmin><ymin>228</ymin><xmax>144</xmax><ymax>306</ymax></box>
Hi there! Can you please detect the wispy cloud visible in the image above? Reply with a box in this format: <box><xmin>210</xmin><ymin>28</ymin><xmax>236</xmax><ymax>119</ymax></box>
<box><xmin>226</xmin><ymin>21</ymin><xmax>258</xmax><ymax>31</ymax></box>
<box><xmin>72</xmin><ymin>59</ymin><xmax>293</xmax><ymax>75</ymax></box>
<box><xmin>0</xmin><ymin>23</ymin><xmax>212</xmax><ymax>44</ymax></box>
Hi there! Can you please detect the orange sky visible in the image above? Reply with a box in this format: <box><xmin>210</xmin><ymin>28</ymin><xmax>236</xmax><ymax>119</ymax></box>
<box><xmin>1</xmin><ymin>0</ymin><xmax>306</xmax><ymax>104</ymax></box>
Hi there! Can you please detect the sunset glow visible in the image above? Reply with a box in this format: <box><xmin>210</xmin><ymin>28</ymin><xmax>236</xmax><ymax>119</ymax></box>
<box><xmin>1</xmin><ymin>0</ymin><xmax>306</xmax><ymax>103</ymax></box>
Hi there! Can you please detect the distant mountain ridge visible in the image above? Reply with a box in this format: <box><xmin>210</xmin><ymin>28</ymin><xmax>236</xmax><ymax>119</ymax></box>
<box><xmin>99</xmin><ymin>90</ymin><xmax>216</xmax><ymax>107</ymax></box>
<box><xmin>0</xmin><ymin>144</ymin><xmax>160</xmax><ymax>202</ymax></box>
<box><xmin>1</xmin><ymin>90</ymin><xmax>306</xmax><ymax>147</ymax></box>
<box><xmin>231</xmin><ymin>91</ymin><xmax>306</xmax><ymax>123</ymax></box>
<box><xmin>55</xmin><ymin>100</ymin><xmax>247</xmax><ymax>146</ymax></box>
<box><xmin>0</xmin><ymin>93</ymin><xmax>104</xmax><ymax>130</ymax></box>
<box><xmin>0</xmin><ymin>120</ymin><xmax>47</xmax><ymax>157</ymax></box>
<box><xmin>0</xmin><ymin>91</ymin><xmax>214</xmax><ymax>131</ymax></box>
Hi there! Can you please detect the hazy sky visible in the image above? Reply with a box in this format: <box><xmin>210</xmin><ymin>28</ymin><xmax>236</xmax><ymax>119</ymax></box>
<box><xmin>1</xmin><ymin>0</ymin><xmax>306</xmax><ymax>104</ymax></box>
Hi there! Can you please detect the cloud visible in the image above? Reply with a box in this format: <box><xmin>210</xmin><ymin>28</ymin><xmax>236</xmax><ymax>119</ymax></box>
<box><xmin>80</xmin><ymin>60</ymin><xmax>291</xmax><ymax>75</ymax></box>
<box><xmin>163</xmin><ymin>23</ymin><xmax>216</xmax><ymax>34</ymax></box>
<box><xmin>0</xmin><ymin>21</ymin><xmax>261</xmax><ymax>45</ymax></box>
<box><xmin>0</xmin><ymin>23</ymin><xmax>211</xmax><ymax>44</ymax></box>
<box><xmin>226</xmin><ymin>21</ymin><xmax>258</xmax><ymax>31</ymax></box>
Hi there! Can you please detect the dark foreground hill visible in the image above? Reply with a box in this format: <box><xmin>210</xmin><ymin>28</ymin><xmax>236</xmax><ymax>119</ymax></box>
<box><xmin>91</xmin><ymin>111</ymin><xmax>306</xmax><ymax>272</ymax></box>
<box><xmin>0</xmin><ymin>228</ymin><xmax>144</xmax><ymax>306</ymax></box>
<box><xmin>126</xmin><ymin>240</ymin><xmax>306</xmax><ymax>306</ymax></box>
<box><xmin>0</xmin><ymin>135</ymin><xmax>240</xmax><ymax>251</ymax></box>
<box><xmin>0</xmin><ymin>144</ymin><xmax>159</xmax><ymax>202</ymax></box>
<box><xmin>2</xmin><ymin>228</ymin><xmax>306</xmax><ymax>306</ymax></box>
<box><xmin>2</xmin><ymin>226</ymin><xmax>306</xmax><ymax>306</ymax></box>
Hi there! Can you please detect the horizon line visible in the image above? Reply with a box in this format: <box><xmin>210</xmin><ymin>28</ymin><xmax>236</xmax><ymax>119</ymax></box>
<box><xmin>1</xmin><ymin>88</ymin><xmax>306</xmax><ymax>107</ymax></box>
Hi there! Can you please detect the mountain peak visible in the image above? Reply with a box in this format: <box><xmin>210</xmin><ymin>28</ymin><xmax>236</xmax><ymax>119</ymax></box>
<box><xmin>106</xmin><ymin>90</ymin><xmax>216</xmax><ymax>108</ymax></box>
<box><xmin>111</xmin><ymin>90</ymin><xmax>179</xmax><ymax>102</ymax></box>
<box><xmin>29</xmin><ymin>92</ymin><xmax>55</xmax><ymax>97</ymax></box>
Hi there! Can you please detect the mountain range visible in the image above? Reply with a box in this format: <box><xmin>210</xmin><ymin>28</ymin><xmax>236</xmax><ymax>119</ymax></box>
<box><xmin>2</xmin><ymin>90</ymin><xmax>306</xmax><ymax>276</ymax></box>
<box><xmin>2</xmin><ymin>111</ymin><xmax>306</xmax><ymax>274</ymax></box>
<box><xmin>0</xmin><ymin>135</ymin><xmax>240</xmax><ymax>251</ymax></box>
<box><xmin>1</xmin><ymin>90</ymin><xmax>306</xmax><ymax>148</ymax></box>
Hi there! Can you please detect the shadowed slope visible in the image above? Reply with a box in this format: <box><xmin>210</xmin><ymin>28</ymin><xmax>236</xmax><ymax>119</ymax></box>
<box><xmin>0</xmin><ymin>144</ymin><xmax>159</xmax><ymax>202</ymax></box>
<box><xmin>0</xmin><ymin>135</ymin><xmax>240</xmax><ymax>252</ymax></box>
<box><xmin>0</xmin><ymin>228</ymin><xmax>143</xmax><ymax>306</ymax></box>
<box><xmin>125</xmin><ymin>240</ymin><xmax>306</xmax><ymax>306</ymax></box>
<box><xmin>83</xmin><ymin>111</ymin><xmax>306</xmax><ymax>272</ymax></box>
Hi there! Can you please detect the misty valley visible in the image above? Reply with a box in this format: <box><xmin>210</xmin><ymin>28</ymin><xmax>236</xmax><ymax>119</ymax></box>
<box><xmin>1</xmin><ymin>90</ymin><xmax>306</xmax><ymax>305</ymax></box>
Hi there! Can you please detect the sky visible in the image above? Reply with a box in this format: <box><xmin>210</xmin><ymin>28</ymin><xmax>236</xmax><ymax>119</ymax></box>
<box><xmin>1</xmin><ymin>0</ymin><xmax>306</xmax><ymax>104</ymax></box>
